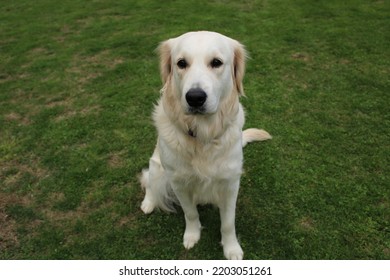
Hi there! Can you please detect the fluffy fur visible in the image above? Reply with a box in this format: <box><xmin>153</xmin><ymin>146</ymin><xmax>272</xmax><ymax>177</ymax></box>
<box><xmin>140</xmin><ymin>31</ymin><xmax>271</xmax><ymax>260</ymax></box>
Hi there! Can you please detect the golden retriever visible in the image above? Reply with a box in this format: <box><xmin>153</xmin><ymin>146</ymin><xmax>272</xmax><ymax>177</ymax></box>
<box><xmin>140</xmin><ymin>31</ymin><xmax>271</xmax><ymax>260</ymax></box>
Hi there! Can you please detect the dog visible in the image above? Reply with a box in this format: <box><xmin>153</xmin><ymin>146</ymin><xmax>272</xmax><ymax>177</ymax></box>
<box><xmin>140</xmin><ymin>31</ymin><xmax>271</xmax><ymax>260</ymax></box>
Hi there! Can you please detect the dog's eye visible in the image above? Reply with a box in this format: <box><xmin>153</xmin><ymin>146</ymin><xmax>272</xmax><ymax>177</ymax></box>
<box><xmin>211</xmin><ymin>58</ymin><xmax>223</xmax><ymax>68</ymax></box>
<box><xmin>177</xmin><ymin>59</ymin><xmax>188</xmax><ymax>69</ymax></box>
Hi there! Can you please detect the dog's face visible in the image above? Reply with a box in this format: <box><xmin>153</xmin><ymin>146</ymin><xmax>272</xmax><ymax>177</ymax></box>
<box><xmin>159</xmin><ymin>31</ymin><xmax>246</xmax><ymax>115</ymax></box>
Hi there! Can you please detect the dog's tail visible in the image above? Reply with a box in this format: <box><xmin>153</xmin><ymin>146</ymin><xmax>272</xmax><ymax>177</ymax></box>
<box><xmin>242</xmin><ymin>128</ymin><xmax>272</xmax><ymax>147</ymax></box>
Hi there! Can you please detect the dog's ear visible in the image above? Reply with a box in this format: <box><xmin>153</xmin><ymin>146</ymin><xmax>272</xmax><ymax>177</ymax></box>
<box><xmin>158</xmin><ymin>39</ymin><xmax>173</xmax><ymax>85</ymax></box>
<box><xmin>233</xmin><ymin>42</ymin><xmax>247</xmax><ymax>96</ymax></box>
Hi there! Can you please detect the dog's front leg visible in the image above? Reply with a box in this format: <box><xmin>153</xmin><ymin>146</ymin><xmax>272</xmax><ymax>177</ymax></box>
<box><xmin>172</xmin><ymin>184</ymin><xmax>201</xmax><ymax>250</ymax></box>
<box><xmin>219</xmin><ymin>180</ymin><xmax>243</xmax><ymax>260</ymax></box>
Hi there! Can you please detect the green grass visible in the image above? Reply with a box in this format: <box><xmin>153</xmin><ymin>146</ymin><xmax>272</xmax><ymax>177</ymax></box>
<box><xmin>0</xmin><ymin>0</ymin><xmax>389</xmax><ymax>260</ymax></box>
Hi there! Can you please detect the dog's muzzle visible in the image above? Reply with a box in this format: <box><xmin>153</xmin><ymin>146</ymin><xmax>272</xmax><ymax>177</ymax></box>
<box><xmin>185</xmin><ymin>88</ymin><xmax>207</xmax><ymax>113</ymax></box>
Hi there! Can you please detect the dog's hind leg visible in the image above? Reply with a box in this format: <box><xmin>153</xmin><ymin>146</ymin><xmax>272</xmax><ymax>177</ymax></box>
<box><xmin>140</xmin><ymin>168</ymin><xmax>156</xmax><ymax>214</ymax></box>
<box><xmin>140</xmin><ymin>146</ymin><xmax>175</xmax><ymax>213</ymax></box>
<box><xmin>140</xmin><ymin>147</ymin><xmax>162</xmax><ymax>214</ymax></box>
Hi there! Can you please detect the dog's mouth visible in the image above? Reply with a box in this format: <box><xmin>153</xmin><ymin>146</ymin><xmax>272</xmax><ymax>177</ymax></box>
<box><xmin>186</xmin><ymin>106</ymin><xmax>206</xmax><ymax>115</ymax></box>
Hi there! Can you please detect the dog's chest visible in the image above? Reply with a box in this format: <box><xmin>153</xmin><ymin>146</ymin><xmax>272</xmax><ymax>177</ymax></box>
<box><xmin>159</xmin><ymin>135</ymin><xmax>243</xmax><ymax>182</ymax></box>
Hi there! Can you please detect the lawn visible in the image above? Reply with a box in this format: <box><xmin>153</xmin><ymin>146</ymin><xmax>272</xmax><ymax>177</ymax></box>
<box><xmin>0</xmin><ymin>0</ymin><xmax>389</xmax><ymax>259</ymax></box>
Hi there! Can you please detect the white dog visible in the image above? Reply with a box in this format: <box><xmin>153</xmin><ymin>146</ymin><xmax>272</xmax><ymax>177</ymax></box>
<box><xmin>140</xmin><ymin>31</ymin><xmax>271</xmax><ymax>260</ymax></box>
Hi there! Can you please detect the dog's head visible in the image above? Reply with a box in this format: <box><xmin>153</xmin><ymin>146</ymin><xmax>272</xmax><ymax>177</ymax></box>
<box><xmin>158</xmin><ymin>31</ymin><xmax>246</xmax><ymax>115</ymax></box>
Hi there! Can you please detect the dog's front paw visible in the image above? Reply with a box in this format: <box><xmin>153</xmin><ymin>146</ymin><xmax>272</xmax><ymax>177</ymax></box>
<box><xmin>141</xmin><ymin>198</ymin><xmax>155</xmax><ymax>214</ymax></box>
<box><xmin>223</xmin><ymin>242</ymin><xmax>243</xmax><ymax>260</ymax></box>
<box><xmin>183</xmin><ymin>230</ymin><xmax>201</xmax><ymax>249</ymax></box>
<box><xmin>183</xmin><ymin>218</ymin><xmax>201</xmax><ymax>249</ymax></box>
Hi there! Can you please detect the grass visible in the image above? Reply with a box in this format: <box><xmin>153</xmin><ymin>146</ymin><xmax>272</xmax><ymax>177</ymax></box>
<box><xmin>0</xmin><ymin>0</ymin><xmax>389</xmax><ymax>260</ymax></box>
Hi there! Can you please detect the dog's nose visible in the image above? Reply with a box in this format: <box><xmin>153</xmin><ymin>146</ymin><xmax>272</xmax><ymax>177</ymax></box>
<box><xmin>186</xmin><ymin>88</ymin><xmax>207</xmax><ymax>108</ymax></box>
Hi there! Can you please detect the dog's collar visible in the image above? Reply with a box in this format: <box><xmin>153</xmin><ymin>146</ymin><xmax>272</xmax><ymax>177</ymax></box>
<box><xmin>188</xmin><ymin>129</ymin><xmax>196</xmax><ymax>138</ymax></box>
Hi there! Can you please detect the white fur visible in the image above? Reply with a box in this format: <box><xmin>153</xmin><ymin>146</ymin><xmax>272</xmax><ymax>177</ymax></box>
<box><xmin>140</xmin><ymin>31</ymin><xmax>271</xmax><ymax>260</ymax></box>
